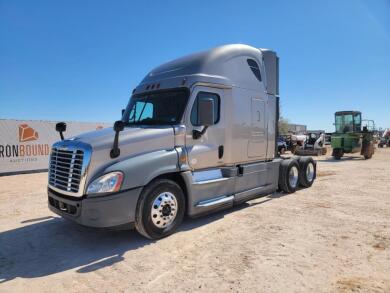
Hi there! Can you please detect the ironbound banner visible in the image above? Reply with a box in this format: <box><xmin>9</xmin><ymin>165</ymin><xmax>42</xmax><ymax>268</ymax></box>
<box><xmin>0</xmin><ymin>119</ymin><xmax>111</xmax><ymax>175</ymax></box>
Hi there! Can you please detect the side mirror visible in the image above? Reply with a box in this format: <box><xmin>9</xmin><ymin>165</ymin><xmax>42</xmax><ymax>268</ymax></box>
<box><xmin>111</xmin><ymin>120</ymin><xmax>125</xmax><ymax>158</ymax></box>
<box><xmin>113</xmin><ymin>120</ymin><xmax>125</xmax><ymax>132</ymax></box>
<box><xmin>55</xmin><ymin>122</ymin><xmax>67</xmax><ymax>140</ymax></box>
<box><xmin>197</xmin><ymin>98</ymin><xmax>215</xmax><ymax>126</ymax></box>
<box><xmin>56</xmin><ymin>122</ymin><xmax>66</xmax><ymax>132</ymax></box>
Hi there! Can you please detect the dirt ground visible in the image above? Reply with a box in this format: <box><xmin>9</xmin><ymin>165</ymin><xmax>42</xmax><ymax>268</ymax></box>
<box><xmin>0</xmin><ymin>148</ymin><xmax>389</xmax><ymax>293</ymax></box>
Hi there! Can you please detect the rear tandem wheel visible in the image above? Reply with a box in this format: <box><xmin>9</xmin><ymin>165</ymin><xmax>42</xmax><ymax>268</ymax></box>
<box><xmin>298</xmin><ymin>157</ymin><xmax>316</xmax><ymax>188</ymax></box>
<box><xmin>278</xmin><ymin>159</ymin><xmax>300</xmax><ymax>193</ymax></box>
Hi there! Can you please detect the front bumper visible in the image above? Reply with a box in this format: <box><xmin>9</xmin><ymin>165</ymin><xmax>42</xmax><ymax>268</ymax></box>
<box><xmin>48</xmin><ymin>187</ymin><xmax>142</xmax><ymax>228</ymax></box>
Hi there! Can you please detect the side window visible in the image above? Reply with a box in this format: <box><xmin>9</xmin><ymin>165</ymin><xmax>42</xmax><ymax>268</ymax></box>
<box><xmin>191</xmin><ymin>92</ymin><xmax>220</xmax><ymax>126</ymax></box>
<box><xmin>354</xmin><ymin>113</ymin><xmax>361</xmax><ymax>132</ymax></box>
<box><xmin>247</xmin><ymin>59</ymin><xmax>262</xmax><ymax>82</ymax></box>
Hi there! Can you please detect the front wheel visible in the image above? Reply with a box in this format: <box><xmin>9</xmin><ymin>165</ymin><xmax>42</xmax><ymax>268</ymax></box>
<box><xmin>332</xmin><ymin>148</ymin><xmax>343</xmax><ymax>160</ymax></box>
<box><xmin>135</xmin><ymin>179</ymin><xmax>185</xmax><ymax>240</ymax></box>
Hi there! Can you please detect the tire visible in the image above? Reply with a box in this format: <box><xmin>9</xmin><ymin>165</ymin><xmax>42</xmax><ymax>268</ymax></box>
<box><xmin>363</xmin><ymin>142</ymin><xmax>374</xmax><ymax>159</ymax></box>
<box><xmin>135</xmin><ymin>179</ymin><xmax>185</xmax><ymax>240</ymax></box>
<box><xmin>278</xmin><ymin>159</ymin><xmax>300</xmax><ymax>193</ymax></box>
<box><xmin>332</xmin><ymin>148</ymin><xmax>343</xmax><ymax>160</ymax></box>
<box><xmin>298</xmin><ymin>157</ymin><xmax>316</xmax><ymax>188</ymax></box>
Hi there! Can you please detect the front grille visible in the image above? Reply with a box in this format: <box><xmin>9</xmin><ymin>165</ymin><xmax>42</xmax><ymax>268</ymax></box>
<box><xmin>49</xmin><ymin>148</ymin><xmax>84</xmax><ymax>193</ymax></box>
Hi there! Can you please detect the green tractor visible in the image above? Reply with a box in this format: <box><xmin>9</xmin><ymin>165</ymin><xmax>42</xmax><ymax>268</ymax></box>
<box><xmin>331</xmin><ymin>111</ymin><xmax>375</xmax><ymax>160</ymax></box>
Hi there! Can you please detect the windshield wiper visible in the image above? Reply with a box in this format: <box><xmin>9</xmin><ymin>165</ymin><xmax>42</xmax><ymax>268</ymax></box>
<box><xmin>136</xmin><ymin>97</ymin><xmax>151</xmax><ymax>123</ymax></box>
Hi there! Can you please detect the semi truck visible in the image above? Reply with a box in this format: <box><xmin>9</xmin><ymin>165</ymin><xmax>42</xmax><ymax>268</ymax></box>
<box><xmin>48</xmin><ymin>44</ymin><xmax>316</xmax><ymax>239</ymax></box>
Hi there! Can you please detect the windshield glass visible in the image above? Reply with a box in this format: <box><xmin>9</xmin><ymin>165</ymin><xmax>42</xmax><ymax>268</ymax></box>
<box><xmin>335</xmin><ymin>113</ymin><xmax>362</xmax><ymax>133</ymax></box>
<box><xmin>335</xmin><ymin>114</ymin><xmax>352</xmax><ymax>133</ymax></box>
<box><xmin>123</xmin><ymin>89</ymin><xmax>189</xmax><ymax>125</ymax></box>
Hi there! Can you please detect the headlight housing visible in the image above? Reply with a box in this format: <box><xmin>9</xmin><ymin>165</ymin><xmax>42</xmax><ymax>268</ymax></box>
<box><xmin>86</xmin><ymin>171</ymin><xmax>124</xmax><ymax>195</ymax></box>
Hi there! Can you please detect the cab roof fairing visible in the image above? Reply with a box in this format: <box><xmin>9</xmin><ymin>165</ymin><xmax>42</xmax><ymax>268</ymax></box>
<box><xmin>134</xmin><ymin>44</ymin><xmax>276</xmax><ymax>95</ymax></box>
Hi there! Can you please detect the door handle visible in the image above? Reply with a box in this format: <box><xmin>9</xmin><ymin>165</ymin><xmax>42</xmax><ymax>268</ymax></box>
<box><xmin>218</xmin><ymin>145</ymin><xmax>224</xmax><ymax>159</ymax></box>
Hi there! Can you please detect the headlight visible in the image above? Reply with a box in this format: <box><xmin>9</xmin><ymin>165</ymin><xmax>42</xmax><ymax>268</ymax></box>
<box><xmin>86</xmin><ymin>171</ymin><xmax>124</xmax><ymax>194</ymax></box>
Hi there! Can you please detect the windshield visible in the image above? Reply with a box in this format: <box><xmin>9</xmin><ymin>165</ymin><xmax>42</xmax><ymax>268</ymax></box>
<box><xmin>123</xmin><ymin>89</ymin><xmax>189</xmax><ymax>125</ymax></box>
<box><xmin>335</xmin><ymin>113</ymin><xmax>362</xmax><ymax>133</ymax></box>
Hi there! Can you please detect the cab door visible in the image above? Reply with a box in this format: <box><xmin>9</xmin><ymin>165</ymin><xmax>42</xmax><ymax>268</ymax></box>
<box><xmin>184</xmin><ymin>86</ymin><xmax>225</xmax><ymax>170</ymax></box>
<box><xmin>247</xmin><ymin>97</ymin><xmax>267</xmax><ymax>158</ymax></box>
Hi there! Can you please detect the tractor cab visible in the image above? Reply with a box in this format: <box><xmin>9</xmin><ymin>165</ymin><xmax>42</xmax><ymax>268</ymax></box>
<box><xmin>334</xmin><ymin>111</ymin><xmax>361</xmax><ymax>133</ymax></box>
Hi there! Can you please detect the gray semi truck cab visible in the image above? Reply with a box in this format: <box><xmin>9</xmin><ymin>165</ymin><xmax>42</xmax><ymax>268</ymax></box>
<box><xmin>48</xmin><ymin>44</ymin><xmax>316</xmax><ymax>239</ymax></box>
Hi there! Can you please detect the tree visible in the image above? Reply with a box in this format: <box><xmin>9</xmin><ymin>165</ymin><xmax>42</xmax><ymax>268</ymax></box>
<box><xmin>279</xmin><ymin>116</ymin><xmax>289</xmax><ymax>135</ymax></box>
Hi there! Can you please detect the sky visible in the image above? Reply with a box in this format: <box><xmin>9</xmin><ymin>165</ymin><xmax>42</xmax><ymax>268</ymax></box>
<box><xmin>0</xmin><ymin>0</ymin><xmax>389</xmax><ymax>132</ymax></box>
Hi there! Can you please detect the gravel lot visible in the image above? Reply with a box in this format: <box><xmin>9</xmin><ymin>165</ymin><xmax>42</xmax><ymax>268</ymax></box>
<box><xmin>1</xmin><ymin>148</ymin><xmax>389</xmax><ymax>293</ymax></box>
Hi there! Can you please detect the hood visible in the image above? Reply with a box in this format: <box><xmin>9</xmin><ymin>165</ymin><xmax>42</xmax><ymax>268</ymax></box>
<box><xmin>50</xmin><ymin>126</ymin><xmax>176</xmax><ymax>195</ymax></box>
<box><xmin>68</xmin><ymin>125</ymin><xmax>175</xmax><ymax>159</ymax></box>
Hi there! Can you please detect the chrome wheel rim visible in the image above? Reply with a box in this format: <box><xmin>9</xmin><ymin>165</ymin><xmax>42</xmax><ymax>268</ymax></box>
<box><xmin>151</xmin><ymin>192</ymin><xmax>178</xmax><ymax>228</ymax></box>
<box><xmin>289</xmin><ymin>166</ymin><xmax>299</xmax><ymax>188</ymax></box>
<box><xmin>306</xmin><ymin>162</ymin><xmax>314</xmax><ymax>182</ymax></box>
